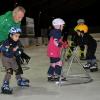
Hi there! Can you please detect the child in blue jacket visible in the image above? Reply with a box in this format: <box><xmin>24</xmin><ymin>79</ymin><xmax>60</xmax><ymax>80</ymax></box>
<box><xmin>0</xmin><ymin>27</ymin><xmax>30</xmax><ymax>94</ymax></box>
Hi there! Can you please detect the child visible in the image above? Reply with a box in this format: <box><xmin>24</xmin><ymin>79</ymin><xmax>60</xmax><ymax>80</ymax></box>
<box><xmin>74</xmin><ymin>19</ymin><xmax>88</xmax><ymax>60</ymax></box>
<box><xmin>47</xmin><ymin>18</ymin><xmax>67</xmax><ymax>81</ymax></box>
<box><xmin>74</xmin><ymin>24</ymin><xmax>98</xmax><ymax>72</ymax></box>
<box><xmin>0</xmin><ymin>27</ymin><xmax>29</xmax><ymax>94</ymax></box>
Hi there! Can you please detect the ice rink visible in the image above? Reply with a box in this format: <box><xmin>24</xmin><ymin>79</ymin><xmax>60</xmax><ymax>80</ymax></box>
<box><xmin>0</xmin><ymin>40</ymin><xmax>100</xmax><ymax>100</ymax></box>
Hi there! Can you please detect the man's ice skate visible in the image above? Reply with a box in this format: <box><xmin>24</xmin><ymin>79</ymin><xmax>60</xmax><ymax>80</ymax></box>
<box><xmin>1</xmin><ymin>81</ymin><xmax>13</xmax><ymax>94</ymax></box>
<box><xmin>17</xmin><ymin>79</ymin><xmax>29</xmax><ymax>87</ymax></box>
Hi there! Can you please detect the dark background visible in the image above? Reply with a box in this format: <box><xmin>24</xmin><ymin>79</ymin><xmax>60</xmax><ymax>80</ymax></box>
<box><xmin>0</xmin><ymin>0</ymin><xmax>100</xmax><ymax>34</ymax></box>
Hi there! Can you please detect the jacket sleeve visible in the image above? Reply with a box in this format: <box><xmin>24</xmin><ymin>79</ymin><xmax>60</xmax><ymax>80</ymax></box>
<box><xmin>0</xmin><ymin>41</ymin><xmax>10</xmax><ymax>52</ymax></box>
<box><xmin>0</xmin><ymin>11</ymin><xmax>11</xmax><ymax>26</ymax></box>
<box><xmin>0</xmin><ymin>44</ymin><xmax>9</xmax><ymax>52</ymax></box>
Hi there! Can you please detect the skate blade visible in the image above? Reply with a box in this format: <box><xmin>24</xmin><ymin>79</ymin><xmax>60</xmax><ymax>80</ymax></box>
<box><xmin>90</xmin><ymin>69</ymin><xmax>98</xmax><ymax>72</ymax></box>
<box><xmin>55</xmin><ymin>81</ymin><xmax>66</xmax><ymax>85</ymax></box>
<box><xmin>18</xmin><ymin>84</ymin><xmax>30</xmax><ymax>87</ymax></box>
<box><xmin>1</xmin><ymin>90</ymin><xmax>12</xmax><ymax>94</ymax></box>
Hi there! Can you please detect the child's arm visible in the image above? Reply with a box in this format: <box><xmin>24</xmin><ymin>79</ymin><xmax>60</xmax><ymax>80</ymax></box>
<box><xmin>0</xmin><ymin>41</ymin><xmax>12</xmax><ymax>52</ymax></box>
<box><xmin>0</xmin><ymin>45</ymin><xmax>9</xmax><ymax>52</ymax></box>
<box><xmin>54</xmin><ymin>38</ymin><xmax>62</xmax><ymax>47</ymax></box>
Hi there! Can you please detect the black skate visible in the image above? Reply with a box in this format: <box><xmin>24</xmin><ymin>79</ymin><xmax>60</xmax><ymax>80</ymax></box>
<box><xmin>1</xmin><ymin>87</ymin><xmax>13</xmax><ymax>94</ymax></box>
<box><xmin>90</xmin><ymin>63</ymin><xmax>98</xmax><ymax>72</ymax></box>
<box><xmin>54</xmin><ymin>75</ymin><xmax>66</xmax><ymax>81</ymax></box>
<box><xmin>83</xmin><ymin>63</ymin><xmax>91</xmax><ymax>69</ymax></box>
<box><xmin>48</xmin><ymin>76</ymin><xmax>55</xmax><ymax>82</ymax></box>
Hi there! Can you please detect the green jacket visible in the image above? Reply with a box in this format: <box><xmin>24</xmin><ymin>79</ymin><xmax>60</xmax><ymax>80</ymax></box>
<box><xmin>0</xmin><ymin>11</ymin><xmax>21</xmax><ymax>42</ymax></box>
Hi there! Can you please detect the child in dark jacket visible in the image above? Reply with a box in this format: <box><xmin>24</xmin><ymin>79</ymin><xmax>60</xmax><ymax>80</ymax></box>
<box><xmin>0</xmin><ymin>27</ymin><xmax>30</xmax><ymax>94</ymax></box>
<box><xmin>75</xmin><ymin>24</ymin><xmax>98</xmax><ymax>72</ymax></box>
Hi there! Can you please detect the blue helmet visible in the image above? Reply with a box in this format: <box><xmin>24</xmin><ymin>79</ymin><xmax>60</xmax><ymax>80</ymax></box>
<box><xmin>9</xmin><ymin>27</ymin><xmax>22</xmax><ymax>35</ymax></box>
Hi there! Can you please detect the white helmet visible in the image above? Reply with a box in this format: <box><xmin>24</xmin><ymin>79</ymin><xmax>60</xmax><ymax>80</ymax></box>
<box><xmin>52</xmin><ymin>18</ymin><xmax>65</xmax><ymax>26</ymax></box>
<box><xmin>77</xmin><ymin>19</ymin><xmax>85</xmax><ymax>24</ymax></box>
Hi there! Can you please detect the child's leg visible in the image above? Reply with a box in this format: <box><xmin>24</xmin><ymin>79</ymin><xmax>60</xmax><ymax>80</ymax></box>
<box><xmin>1</xmin><ymin>68</ymin><xmax>13</xmax><ymax>94</ymax></box>
<box><xmin>55</xmin><ymin>60</ymin><xmax>62</xmax><ymax>76</ymax></box>
<box><xmin>15</xmin><ymin>70</ymin><xmax>30</xmax><ymax>86</ymax></box>
<box><xmin>79</xmin><ymin>45</ymin><xmax>85</xmax><ymax>60</ymax></box>
<box><xmin>15</xmin><ymin>55</ymin><xmax>30</xmax><ymax>84</ymax></box>
<box><xmin>48</xmin><ymin>65</ymin><xmax>55</xmax><ymax>76</ymax></box>
<box><xmin>47</xmin><ymin>65</ymin><xmax>55</xmax><ymax>81</ymax></box>
<box><xmin>3</xmin><ymin>68</ymin><xmax>13</xmax><ymax>81</ymax></box>
<box><xmin>90</xmin><ymin>59</ymin><xmax>98</xmax><ymax>72</ymax></box>
<box><xmin>15</xmin><ymin>68</ymin><xmax>29</xmax><ymax>87</ymax></box>
<box><xmin>1</xmin><ymin>57</ymin><xmax>13</xmax><ymax>94</ymax></box>
<box><xmin>15</xmin><ymin>66</ymin><xmax>29</xmax><ymax>83</ymax></box>
<box><xmin>85</xmin><ymin>44</ymin><xmax>98</xmax><ymax>72</ymax></box>
<box><xmin>55</xmin><ymin>58</ymin><xmax>66</xmax><ymax>81</ymax></box>
<box><xmin>47</xmin><ymin>58</ymin><xmax>56</xmax><ymax>81</ymax></box>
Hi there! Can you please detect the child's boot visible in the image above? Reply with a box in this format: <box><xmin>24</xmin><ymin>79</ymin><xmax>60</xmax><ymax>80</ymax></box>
<box><xmin>17</xmin><ymin>78</ymin><xmax>29</xmax><ymax>87</ymax></box>
<box><xmin>55</xmin><ymin>65</ymin><xmax>66</xmax><ymax>81</ymax></box>
<box><xmin>48</xmin><ymin>75</ymin><xmax>55</xmax><ymax>81</ymax></box>
<box><xmin>90</xmin><ymin>63</ymin><xmax>98</xmax><ymax>72</ymax></box>
<box><xmin>47</xmin><ymin>66</ymin><xmax>55</xmax><ymax>81</ymax></box>
<box><xmin>1</xmin><ymin>81</ymin><xmax>13</xmax><ymax>94</ymax></box>
<box><xmin>83</xmin><ymin>63</ymin><xmax>91</xmax><ymax>69</ymax></box>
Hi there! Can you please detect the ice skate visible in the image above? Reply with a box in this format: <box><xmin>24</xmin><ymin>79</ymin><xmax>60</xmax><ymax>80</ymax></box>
<box><xmin>1</xmin><ymin>81</ymin><xmax>13</xmax><ymax>94</ymax></box>
<box><xmin>90</xmin><ymin>63</ymin><xmax>98</xmax><ymax>72</ymax></box>
<box><xmin>17</xmin><ymin>79</ymin><xmax>29</xmax><ymax>87</ymax></box>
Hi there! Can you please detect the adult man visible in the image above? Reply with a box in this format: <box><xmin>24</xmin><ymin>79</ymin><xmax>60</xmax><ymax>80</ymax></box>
<box><xmin>0</xmin><ymin>6</ymin><xmax>25</xmax><ymax>42</ymax></box>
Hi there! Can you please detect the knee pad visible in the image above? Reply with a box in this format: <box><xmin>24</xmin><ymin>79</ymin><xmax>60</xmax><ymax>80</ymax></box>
<box><xmin>50</xmin><ymin>63</ymin><xmax>55</xmax><ymax>68</ymax></box>
<box><xmin>56</xmin><ymin>61</ymin><xmax>63</xmax><ymax>66</ymax></box>
<box><xmin>7</xmin><ymin>68</ymin><xmax>13</xmax><ymax>75</ymax></box>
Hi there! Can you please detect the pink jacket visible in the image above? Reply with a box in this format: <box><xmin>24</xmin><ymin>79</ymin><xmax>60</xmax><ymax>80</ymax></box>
<box><xmin>47</xmin><ymin>37</ymin><xmax>62</xmax><ymax>58</ymax></box>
